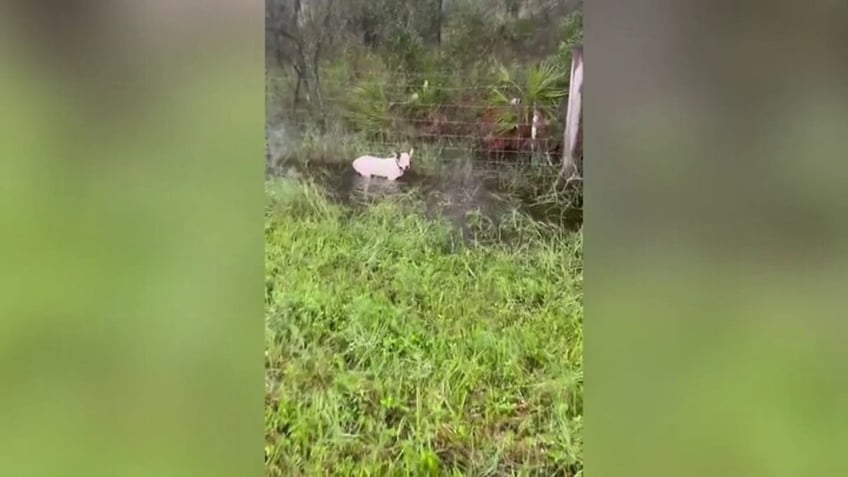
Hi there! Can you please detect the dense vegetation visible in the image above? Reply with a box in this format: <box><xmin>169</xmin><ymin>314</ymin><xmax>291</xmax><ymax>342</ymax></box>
<box><xmin>265</xmin><ymin>180</ymin><xmax>583</xmax><ymax>475</ymax></box>
<box><xmin>266</xmin><ymin>0</ymin><xmax>583</xmax><ymax>176</ymax></box>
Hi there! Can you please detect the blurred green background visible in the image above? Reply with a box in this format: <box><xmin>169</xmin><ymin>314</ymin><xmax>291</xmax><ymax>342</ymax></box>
<box><xmin>0</xmin><ymin>3</ymin><xmax>263</xmax><ymax>476</ymax></box>
<box><xmin>587</xmin><ymin>0</ymin><xmax>848</xmax><ymax>476</ymax></box>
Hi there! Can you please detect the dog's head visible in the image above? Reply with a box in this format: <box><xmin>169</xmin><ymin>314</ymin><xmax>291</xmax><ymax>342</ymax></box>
<box><xmin>396</xmin><ymin>147</ymin><xmax>414</xmax><ymax>171</ymax></box>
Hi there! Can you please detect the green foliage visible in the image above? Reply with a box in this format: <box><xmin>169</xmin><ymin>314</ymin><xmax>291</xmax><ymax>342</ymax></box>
<box><xmin>267</xmin><ymin>0</ymin><xmax>583</xmax><ymax>193</ymax></box>
<box><xmin>379</xmin><ymin>28</ymin><xmax>432</xmax><ymax>73</ymax></box>
<box><xmin>342</xmin><ymin>76</ymin><xmax>454</xmax><ymax>138</ymax></box>
<box><xmin>553</xmin><ymin>10</ymin><xmax>584</xmax><ymax>69</ymax></box>
<box><xmin>488</xmin><ymin>59</ymin><xmax>568</xmax><ymax>134</ymax></box>
<box><xmin>404</xmin><ymin>79</ymin><xmax>452</xmax><ymax>119</ymax></box>
<box><xmin>440</xmin><ymin>6</ymin><xmax>500</xmax><ymax>69</ymax></box>
<box><xmin>343</xmin><ymin>81</ymin><xmax>393</xmax><ymax>138</ymax></box>
<box><xmin>526</xmin><ymin>60</ymin><xmax>570</xmax><ymax>114</ymax></box>
<box><xmin>500</xmin><ymin>17</ymin><xmax>537</xmax><ymax>45</ymax></box>
<box><xmin>265</xmin><ymin>179</ymin><xmax>583</xmax><ymax>476</ymax></box>
<box><xmin>561</xmin><ymin>10</ymin><xmax>584</xmax><ymax>47</ymax></box>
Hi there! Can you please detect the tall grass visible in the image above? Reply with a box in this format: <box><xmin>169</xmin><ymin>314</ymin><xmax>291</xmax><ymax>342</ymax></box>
<box><xmin>265</xmin><ymin>179</ymin><xmax>583</xmax><ymax>476</ymax></box>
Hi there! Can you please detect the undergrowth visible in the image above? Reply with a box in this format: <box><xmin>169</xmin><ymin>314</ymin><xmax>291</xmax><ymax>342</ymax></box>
<box><xmin>264</xmin><ymin>179</ymin><xmax>583</xmax><ymax>476</ymax></box>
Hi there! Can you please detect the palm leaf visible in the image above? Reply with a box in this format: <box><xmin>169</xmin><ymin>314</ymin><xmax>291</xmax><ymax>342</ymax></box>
<box><xmin>526</xmin><ymin>60</ymin><xmax>567</xmax><ymax>106</ymax></box>
<box><xmin>344</xmin><ymin>82</ymin><xmax>391</xmax><ymax>136</ymax></box>
<box><xmin>488</xmin><ymin>87</ymin><xmax>512</xmax><ymax>106</ymax></box>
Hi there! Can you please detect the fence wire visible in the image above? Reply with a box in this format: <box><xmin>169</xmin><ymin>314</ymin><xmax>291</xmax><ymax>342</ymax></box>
<box><xmin>266</xmin><ymin>76</ymin><xmax>573</xmax><ymax>175</ymax></box>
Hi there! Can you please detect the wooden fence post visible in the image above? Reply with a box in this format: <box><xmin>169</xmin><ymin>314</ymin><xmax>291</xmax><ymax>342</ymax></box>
<box><xmin>558</xmin><ymin>45</ymin><xmax>583</xmax><ymax>189</ymax></box>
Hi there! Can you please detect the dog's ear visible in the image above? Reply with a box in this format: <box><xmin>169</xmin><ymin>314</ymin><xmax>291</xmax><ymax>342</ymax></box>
<box><xmin>408</xmin><ymin>147</ymin><xmax>414</xmax><ymax>158</ymax></box>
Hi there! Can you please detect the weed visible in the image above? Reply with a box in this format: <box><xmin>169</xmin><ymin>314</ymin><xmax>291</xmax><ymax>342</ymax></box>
<box><xmin>265</xmin><ymin>179</ymin><xmax>583</xmax><ymax>476</ymax></box>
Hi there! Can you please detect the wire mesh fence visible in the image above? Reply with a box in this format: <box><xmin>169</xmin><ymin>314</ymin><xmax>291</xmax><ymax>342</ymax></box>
<box><xmin>265</xmin><ymin>74</ymin><xmax>572</xmax><ymax>177</ymax></box>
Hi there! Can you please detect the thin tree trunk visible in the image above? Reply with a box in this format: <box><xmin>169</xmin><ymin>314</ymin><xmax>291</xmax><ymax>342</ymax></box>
<box><xmin>312</xmin><ymin>0</ymin><xmax>334</xmax><ymax>118</ymax></box>
<box><xmin>436</xmin><ymin>0</ymin><xmax>443</xmax><ymax>47</ymax></box>
<box><xmin>558</xmin><ymin>45</ymin><xmax>583</xmax><ymax>189</ymax></box>
<box><xmin>292</xmin><ymin>73</ymin><xmax>302</xmax><ymax>111</ymax></box>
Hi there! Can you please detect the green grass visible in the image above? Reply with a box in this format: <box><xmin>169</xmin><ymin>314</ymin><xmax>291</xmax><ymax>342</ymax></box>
<box><xmin>264</xmin><ymin>179</ymin><xmax>583</xmax><ymax>476</ymax></box>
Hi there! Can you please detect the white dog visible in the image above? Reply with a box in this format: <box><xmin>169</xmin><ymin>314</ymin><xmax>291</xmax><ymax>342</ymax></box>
<box><xmin>351</xmin><ymin>147</ymin><xmax>414</xmax><ymax>181</ymax></box>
